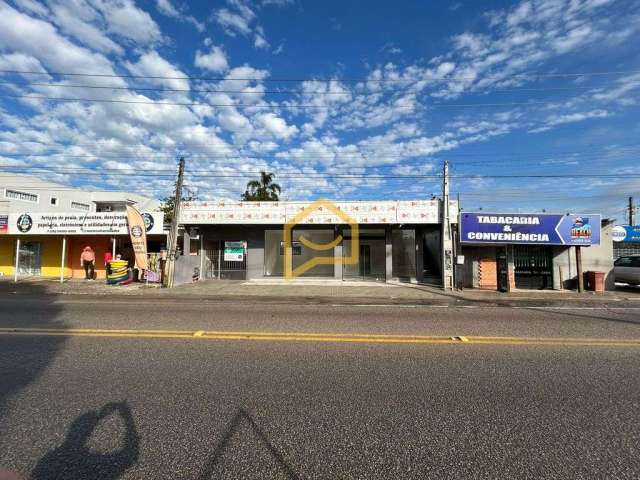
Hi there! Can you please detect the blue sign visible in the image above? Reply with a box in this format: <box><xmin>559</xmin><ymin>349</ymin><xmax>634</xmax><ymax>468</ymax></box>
<box><xmin>460</xmin><ymin>213</ymin><xmax>601</xmax><ymax>246</ymax></box>
<box><xmin>612</xmin><ymin>225</ymin><xmax>640</xmax><ymax>243</ymax></box>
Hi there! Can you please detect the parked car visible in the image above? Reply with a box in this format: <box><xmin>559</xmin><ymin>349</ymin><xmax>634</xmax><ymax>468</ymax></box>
<box><xmin>614</xmin><ymin>255</ymin><xmax>640</xmax><ymax>285</ymax></box>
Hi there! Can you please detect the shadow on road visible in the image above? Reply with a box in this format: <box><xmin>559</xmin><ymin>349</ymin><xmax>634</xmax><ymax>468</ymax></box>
<box><xmin>199</xmin><ymin>408</ymin><xmax>300</xmax><ymax>480</ymax></box>
<box><xmin>31</xmin><ymin>402</ymin><xmax>139</xmax><ymax>480</ymax></box>
<box><xmin>0</xmin><ymin>282</ymin><xmax>66</xmax><ymax>416</ymax></box>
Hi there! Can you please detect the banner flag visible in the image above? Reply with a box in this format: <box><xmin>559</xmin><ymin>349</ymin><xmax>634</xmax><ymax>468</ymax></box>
<box><xmin>126</xmin><ymin>205</ymin><xmax>148</xmax><ymax>270</ymax></box>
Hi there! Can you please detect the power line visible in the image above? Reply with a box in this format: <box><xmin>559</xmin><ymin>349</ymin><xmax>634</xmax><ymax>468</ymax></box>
<box><xmin>0</xmin><ymin>81</ymin><xmax>351</xmax><ymax>95</ymax></box>
<box><xmin>0</xmin><ymin>79</ymin><xmax>631</xmax><ymax>95</ymax></box>
<box><xmin>4</xmin><ymin>93</ymin><xmax>621</xmax><ymax>109</ymax></box>
<box><xmin>1</xmin><ymin>68</ymin><xmax>638</xmax><ymax>83</ymax></box>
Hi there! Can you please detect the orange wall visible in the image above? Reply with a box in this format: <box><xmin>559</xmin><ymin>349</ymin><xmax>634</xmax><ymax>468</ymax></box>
<box><xmin>68</xmin><ymin>236</ymin><xmax>113</xmax><ymax>279</ymax></box>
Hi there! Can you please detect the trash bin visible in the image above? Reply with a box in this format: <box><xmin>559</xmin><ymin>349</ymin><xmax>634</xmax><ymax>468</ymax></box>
<box><xmin>585</xmin><ymin>271</ymin><xmax>605</xmax><ymax>293</ymax></box>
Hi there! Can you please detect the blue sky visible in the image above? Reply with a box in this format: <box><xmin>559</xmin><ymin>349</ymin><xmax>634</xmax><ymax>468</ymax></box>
<box><xmin>0</xmin><ymin>0</ymin><xmax>639</xmax><ymax>219</ymax></box>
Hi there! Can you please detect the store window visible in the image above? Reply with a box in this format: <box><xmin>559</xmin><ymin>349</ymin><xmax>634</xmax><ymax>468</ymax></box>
<box><xmin>292</xmin><ymin>228</ymin><xmax>335</xmax><ymax>277</ymax></box>
<box><xmin>5</xmin><ymin>189</ymin><xmax>38</xmax><ymax>203</ymax></box>
<box><xmin>264</xmin><ymin>229</ymin><xmax>285</xmax><ymax>276</ymax></box>
<box><xmin>71</xmin><ymin>201</ymin><xmax>91</xmax><ymax>211</ymax></box>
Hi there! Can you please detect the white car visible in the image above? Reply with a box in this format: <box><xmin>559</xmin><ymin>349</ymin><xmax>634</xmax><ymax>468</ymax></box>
<box><xmin>614</xmin><ymin>255</ymin><xmax>640</xmax><ymax>286</ymax></box>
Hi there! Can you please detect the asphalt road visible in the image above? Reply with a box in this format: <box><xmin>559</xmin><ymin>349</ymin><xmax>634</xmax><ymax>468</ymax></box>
<box><xmin>1</xmin><ymin>294</ymin><xmax>640</xmax><ymax>479</ymax></box>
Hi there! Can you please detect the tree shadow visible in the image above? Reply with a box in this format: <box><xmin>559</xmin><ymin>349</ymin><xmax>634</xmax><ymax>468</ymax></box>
<box><xmin>199</xmin><ymin>408</ymin><xmax>300</xmax><ymax>480</ymax></box>
<box><xmin>31</xmin><ymin>401</ymin><xmax>139</xmax><ymax>480</ymax></box>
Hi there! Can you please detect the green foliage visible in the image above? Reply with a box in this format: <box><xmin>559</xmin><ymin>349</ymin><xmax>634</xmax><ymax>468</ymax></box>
<box><xmin>241</xmin><ymin>171</ymin><xmax>281</xmax><ymax>201</ymax></box>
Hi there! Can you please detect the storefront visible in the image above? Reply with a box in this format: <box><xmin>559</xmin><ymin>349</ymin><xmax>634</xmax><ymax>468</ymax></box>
<box><xmin>458</xmin><ymin>212</ymin><xmax>614</xmax><ymax>291</ymax></box>
<box><xmin>612</xmin><ymin>225</ymin><xmax>640</xmax><ymax>258</ymax></box>
<box><xmin>0</xmin><ymin>211</ymin><xmax>164</xmax><ymax>280</ymax></box>
<box><xmin>176</xmin><ymin>200</ymin><xmax>458</xmax><ymax>284</ymax></box>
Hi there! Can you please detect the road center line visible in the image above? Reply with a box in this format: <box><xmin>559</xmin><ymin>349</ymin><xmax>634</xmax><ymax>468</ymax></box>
<box><xmin>1</xmin><ymin>327</ymin><xmax>639</xmax><ymax>346</ymax></box>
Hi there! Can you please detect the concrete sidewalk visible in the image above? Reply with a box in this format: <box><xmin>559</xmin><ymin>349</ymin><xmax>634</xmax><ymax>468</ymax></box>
<box><xmin>1</xmin><ymin>277</ymin><xmax>639</xmax><ymax>306</ymax></box>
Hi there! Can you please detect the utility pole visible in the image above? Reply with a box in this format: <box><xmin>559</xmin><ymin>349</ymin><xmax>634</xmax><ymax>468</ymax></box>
<box><xmin>629</xmin><ymin>196</ymin><xmax>635</xmax><ymax>225</ymax></box>
<box><xmin>441</xmin><ymin>160</ymin><xmax>453</xmax><ymax>290</ymax></box>
<box><xmin>165</xmin><ymin>157</ymin><xmax>185</xmax><ymax>288</ymax></box>
<box><xmin>576</xmin><ymin>245</ymin><xmax>584</xmax><ymax>293</ymax></box>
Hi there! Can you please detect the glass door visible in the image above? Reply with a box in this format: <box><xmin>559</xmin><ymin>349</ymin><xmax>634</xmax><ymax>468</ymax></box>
<box><xmin>18</xmin><ymin>241</ymin><xmax>41</xmax><ymax>276</ymax></box>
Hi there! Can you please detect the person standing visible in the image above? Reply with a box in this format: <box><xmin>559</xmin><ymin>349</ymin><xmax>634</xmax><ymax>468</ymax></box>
<box><xmin>80</xmin><ymin>246</ymin><xmax>95</xmax><ymax>280</ymax></box>
<box><xmin>104</xmin><ymin>250</ymin><xmax>113</xmax><ymax>276</ymax></box>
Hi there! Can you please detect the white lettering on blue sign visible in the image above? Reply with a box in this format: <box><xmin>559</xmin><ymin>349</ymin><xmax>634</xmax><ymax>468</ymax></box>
<box><xmin>467</xmin><ymin>232</ymin><xmax>550</xmax><ymax>242</ymax></box>
<box><xmin>477</xmin><ymin>216</ymin><xmax>540</xmax><ymax>225</ymax></box>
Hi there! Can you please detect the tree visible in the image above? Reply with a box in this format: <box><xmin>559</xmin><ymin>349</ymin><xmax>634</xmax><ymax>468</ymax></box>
<box><xmin>241</xmin><ymin>171</ymin><xmax>281</xmax><ymax>201</ymax></box>
<box><xmin>159</xmin><ymin>184</ymin><xmax>195</xmax><ymax>224</ymax></box>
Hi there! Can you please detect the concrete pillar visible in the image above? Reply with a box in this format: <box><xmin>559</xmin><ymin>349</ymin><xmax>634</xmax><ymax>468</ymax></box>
<box><xmin>199</xmin><ymin>230</ymin><xmax>205</xmax><ymax>280</ymax></box>
<box><xmin>14</xmin><ymin>237</ymin><xmax>20</xmax><ymax>282</ymax></box>
<box><xmin>416</xmin><ymin>227</ymin><xmax>424</xmax><ymax>283</ymax></box>
<box><xmin>334</xmin><ymin>225</ymin><xmax>343</xmax><ymax>280</ymax></box>
<box><xmin>183</xmin><ymin>228</ymin><xmax>191</xmax><ymax>255</ymax></box>
<box><xmin>60</xmin><ymin>235</ymin><xmax>66</xmax><ymax>284</ymax></box>
<box><xmin>385</xmin><ymin>226</ymin><xmax>393</xmax><ymax>281</ymax></box>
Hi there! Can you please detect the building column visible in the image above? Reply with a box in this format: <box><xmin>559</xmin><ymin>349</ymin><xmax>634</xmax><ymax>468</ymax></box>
<box><xmin>415</xmin><ymin>227</ymin><xmax>424</xmax><ymax>283</ymax></box>
<box><xmin>334</xmin><ymin>225</ymin><xmax>343</xmax><ymax>280</ymax></box>
<box><xmin>507</xmin><ymin>244</ymin><xmax>516</xmax><ymax>291</ymax></box>
<box><xmin>385</xmin><ymin>226</ymin><xmax>393</xmax><ymax>281</ymax></box>
<box><xmin>14</xmin><ymin>237</ymin><xmax>20</xmax><ymax>283</ymax></box>
<box><xmin>199</xmin><ymin>230</ymin><xmax>205</xmax><ymax>280</ymax></box>
<box><xmin>60</xmin><ymin>236</ymin><xmax>67</xmax><ymax>284</ymax></box>
<box><xmin>183</xmin><ymin>228</ymin><xmax>191</xmax><ymax>255</ymax></box>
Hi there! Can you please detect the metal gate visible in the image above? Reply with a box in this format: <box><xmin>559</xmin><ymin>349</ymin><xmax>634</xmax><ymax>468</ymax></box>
<box><xmin>204</xmin><ymin>240</ymin><xmax>247</xmax><ymax>280</ymax></box>
<box><xmin>513</xmin><ymin>245</ymin><xmax>553</xmax><ymax>290</ymax></box>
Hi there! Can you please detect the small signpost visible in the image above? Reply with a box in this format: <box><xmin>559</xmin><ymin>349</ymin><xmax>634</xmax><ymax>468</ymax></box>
<box><xmin>224</xmin><ymin>241</ymin><xmax>245</xmax><ymax>262</ymax></box>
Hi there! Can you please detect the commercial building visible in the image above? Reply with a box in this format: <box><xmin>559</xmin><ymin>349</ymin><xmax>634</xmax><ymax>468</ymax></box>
<box><xmin>458</xmin><ymin>212</ymin><xmax>615</xmax><ymax>291</ymax></box>
<box><xmin>0</xmin><ymin>174</ymin><xmax>164</xmax><ymax>280</ymax></box>
<box><xmin>612</xmin><ymin>225</ymin><xmax>640</xmax><ymax>258</ymax></box>
<box><xmin>176</xmin><ymin>199</ymin><xmax>458</xmax><ymax>284</ymax></box>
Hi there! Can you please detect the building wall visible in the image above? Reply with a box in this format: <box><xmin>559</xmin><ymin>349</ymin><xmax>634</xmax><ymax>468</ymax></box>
<box><xmin>0</xmin><ymin>237</ymin><xmax>14</xmax><ymax>277</ymax></box>
<box><xmin>552</xmin><ymin>223</ymin><xmax>615</xmax><ymax>290</ymax></box>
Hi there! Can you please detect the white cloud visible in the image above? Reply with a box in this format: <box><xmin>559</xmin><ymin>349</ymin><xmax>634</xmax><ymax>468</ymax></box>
<box><xmin>48</xmin><ymin>2</ymin><xmax>124</xmax><ymax>55</ymax></box>
<box><xmin>89</xmin><ymin>0</ymin><xmax>162</xmax><ymax>44</ymax></box>
<box><xmin>255</xmin><ymin>113</ymin><xmax>298</xmax><ymax>140</ymax></box>
<box><xmin>194</xmin><ymin>46</ymin><xmax>229</xmax><ymax>73</ymax></box>
<box><xmin>214</xmin><ymin>7</ymin><xmax>253</xmax><ymax>36</ymax></box>
<box><xmin>125</xmin><ymin>51</ymin><xmax>189</xmax><ymax>91</ymax></box>
<box><xmin>254</xmin><ymin>25</ymin><xmax>269</xmax><ymax>49</ymax></box>
<box><xmin>155</xmin><ymin>0</ymin><xmax>204</xmax><ymax>32</ymax></box>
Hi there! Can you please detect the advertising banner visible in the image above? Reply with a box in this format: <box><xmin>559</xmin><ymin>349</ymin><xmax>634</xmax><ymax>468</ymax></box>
<box><xmin>460</xmin><ymin>213</ymin><xmax>601</xmax><ymax>246</ymax></box>
<box><xmin>0</xmin><ymin>215</ymin><xmax>7</xmax><ymax>234</ymax></box>
<box><xmin>612</xmin><ymin>225</ymin><xmax>640</xmax><ymax>243</ymax></box>
<box><xmin>223</xmin><ymin>241</ymin><xmax>245</xmax><ymax>262</ymax></box>
<box><xmin>7</xmin><ymin>211</ymin><xmax>163</xmax><ymax>235</ymax></box>
<box><xmin>126</xmin><ymin>205</ymin><xmax>148</xmax><ymax>270</ymax></box>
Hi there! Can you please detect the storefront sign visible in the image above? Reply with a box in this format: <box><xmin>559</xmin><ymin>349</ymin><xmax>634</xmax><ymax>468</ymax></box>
<box><xmin>179</xmin><ymin>200</ymin><xmax>459</xmax><ymax>225</ymax></box>
<box><xmin>7</xmin><ymin>211</ymin><xmax>164</xmax><ymax>235</ymax></box>
<box><xmin>460</xmin><ymin>213</ymin><xmax>601</xmax><ymax>245</ymax></box>
<box><xmin>0</xmin><ymin>215</ymin><xmax>7</xmax><ymax>234</ymax></box>
<box><xmin>612</xmin><ymin>225</ymin><xmax>640</xmax><ymax>243</ymax></box>
<box><xmin>224</xmin><ymin>241</ymin><xmax>245</xmax><ymax>262</ymax></box>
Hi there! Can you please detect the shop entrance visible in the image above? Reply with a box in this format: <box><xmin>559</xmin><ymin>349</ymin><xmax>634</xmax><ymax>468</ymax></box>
<box><xmin>204</xmin><ymin>240</ymin><xmax>247</xmax><ymax>280</ymax></box>
<box><xmin>513</xmin><ymin>245</ymin><xmax>553</xmax><ymax>289</ymax></box>
<box><xmin>18</xmin><ymin>241</ymin><xmax>41</xmax><ymax>276</ymax></box>
<box><xmin>343</xmin><ymin>229</ymin><xmax>386</xmax><ymax>281</ymax></box>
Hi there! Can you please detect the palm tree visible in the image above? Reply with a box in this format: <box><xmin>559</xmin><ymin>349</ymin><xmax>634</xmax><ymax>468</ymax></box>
<box><xmin>241</xmin><ymin>171</ymin><xmax>281</xmax><ymax>201</ymax></box>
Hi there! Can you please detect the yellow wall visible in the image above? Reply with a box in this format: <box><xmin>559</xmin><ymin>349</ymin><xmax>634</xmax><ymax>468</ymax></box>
<box><xmin>0</xmin><ymin>237</ymin><xmax>15</xmax><ymax>277</ymax></box>
<box><xmin>0</xmin><ymin>236</ymin><xmax>73</xmax><ymax>279</ymax></box>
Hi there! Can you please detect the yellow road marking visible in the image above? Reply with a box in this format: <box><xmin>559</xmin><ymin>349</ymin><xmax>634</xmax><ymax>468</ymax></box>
<box><xmin>0</xmin><ymin>327</ymin><xmax>640</xmax><ymax>346</ymax></box>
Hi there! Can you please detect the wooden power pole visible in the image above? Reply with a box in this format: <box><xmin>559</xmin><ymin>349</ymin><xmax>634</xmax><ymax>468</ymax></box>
<box><xmin>165</xmin><ymin>157</ymin><xmax>185</xmax><ymax>288</ymax></box>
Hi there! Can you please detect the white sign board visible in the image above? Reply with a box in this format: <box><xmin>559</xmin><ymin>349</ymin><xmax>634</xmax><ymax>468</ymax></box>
<box><xmin>7</xmin><ymin>211</ymin><xmax>164</xmax><ymax>235</ymax></box>
<box><xmin>179</xmin><ymin>200</ymin><xmax>458</xmax><ymax>225</ymax></box>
